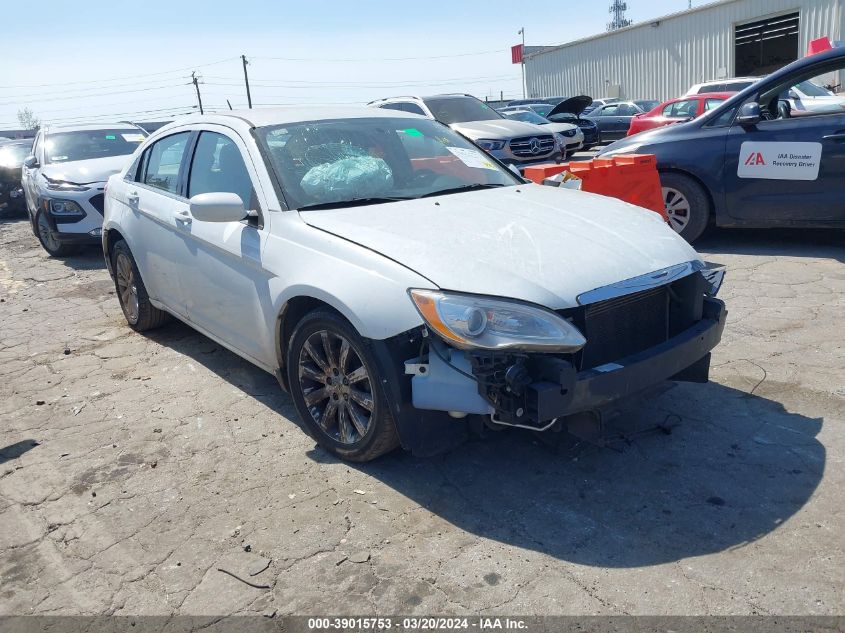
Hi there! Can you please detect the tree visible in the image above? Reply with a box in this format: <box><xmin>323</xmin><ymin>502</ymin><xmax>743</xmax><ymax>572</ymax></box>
<box><xmin>17</xmin><ymin>107</ymin><xmax>40</xmax><ymax>130</ymax></box>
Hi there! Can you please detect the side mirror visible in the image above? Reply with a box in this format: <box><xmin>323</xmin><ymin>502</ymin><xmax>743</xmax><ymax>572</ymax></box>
<box><xmin>787</xmin><ymin>89</ymin><xmax>800</xmax><ymax>100</ymax></box>
<box><xmin>189</xmin><ymin>192</ymin><xmax>247</xmax><ymax>223</ymax></box>
<box><xmin>23</xmin><ymin>156</ymin><xmax>38</xmax><ymax>169</ymax></box>
<box><xmin>736</xmin><ymin>102</ymin><xmax>762</xmax><ymax>126</ymax></box>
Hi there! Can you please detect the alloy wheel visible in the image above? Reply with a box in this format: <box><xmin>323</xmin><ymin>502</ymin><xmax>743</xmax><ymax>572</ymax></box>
<box><xmin>115</xmin><ymin>253</ymin><xmax>140</xmax><ymax>323</ymax></box>
<box><xmin>37</xmin><ymin>213</ymin><xmax>61</xmax><ymax>252</ymax></box>
<box><xmin>663</xmin><ymin>186</ymin><xmax>691</xmax><ymax>233</ymax></box>
<box><xmin>298</xmin><ymin>330</ymin><xmax>374</xmax><ymax>445</ymax></box>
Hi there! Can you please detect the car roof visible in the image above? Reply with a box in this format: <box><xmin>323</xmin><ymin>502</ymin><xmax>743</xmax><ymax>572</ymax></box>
<box><xmin>43</xmin><ymin>122</ymin><xmax>142</xmax><ymax>133</ymax></box>
<box><xmin>691</xmin><ymin>92</ymin><xmax>736</xmax><ymax>99</ymax></box>
<box><xmin>167</xmin><ymin>105</ymin><xmax>424</xmax><ymax>130</ymax></box>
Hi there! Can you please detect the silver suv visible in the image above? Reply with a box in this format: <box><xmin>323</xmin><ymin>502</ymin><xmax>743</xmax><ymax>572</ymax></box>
<box><xmin>368</xmin><ymin>94</ymin><xmax>562</xmax><ymax>167</ymax></box>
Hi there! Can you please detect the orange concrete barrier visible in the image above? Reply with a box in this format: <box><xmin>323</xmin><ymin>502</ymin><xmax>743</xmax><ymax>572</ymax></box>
<box><xmin>522</xmin><ymin>154</ymin><xmax>668</xmax><ymax>222</ymax></box>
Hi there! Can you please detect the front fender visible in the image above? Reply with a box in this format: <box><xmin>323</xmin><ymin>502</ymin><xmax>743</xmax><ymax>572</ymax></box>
<box><xmin>265</xmin><ymin>212</ymin><xmax>435</xmax><ymax>341</ymax></box>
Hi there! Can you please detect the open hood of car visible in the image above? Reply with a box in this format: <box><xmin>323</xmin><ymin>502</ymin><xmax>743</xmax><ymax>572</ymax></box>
<box><xmin>299</xmin><ymin>185</ymin><xmax>700</xmax><ymax>309</ymax></box>
<box><xmin>547</xmin><ymin>95</ymin><xmax>593</xmax><ymax>118</ymax></box>
<box><xmin>39</xmin><ymin>155</ymin><xmax>131</xmax><ymax>186</ymax></box>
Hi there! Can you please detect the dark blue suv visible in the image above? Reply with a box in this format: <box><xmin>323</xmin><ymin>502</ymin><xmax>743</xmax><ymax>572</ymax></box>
<box><xmin>600</xmin><ymin>47</ymin><xmax>845</xmax><ymax>242</ymax></box>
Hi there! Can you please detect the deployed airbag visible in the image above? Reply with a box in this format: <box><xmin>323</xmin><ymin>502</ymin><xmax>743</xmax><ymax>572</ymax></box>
<box><xmin>300</xmin><ymin>150</ymin><xmax>393</xmax><ymax>202</ymax></box>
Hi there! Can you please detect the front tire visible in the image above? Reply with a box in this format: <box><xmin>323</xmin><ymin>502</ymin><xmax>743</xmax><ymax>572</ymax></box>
<box><xmin>286</xmin><ymin>309</ymin><xmax>399</xmax><ymax>462</ymax></box>
<box><xmin>111</xmin><ymin>240</ymin><xmax>169</xmax><ymax>332</ymax></box>
<box><xmin>660</xmin><ymin>172</ymin><xmax>711</xmax><ymax>243</ymax></box>
<box><xmin>35</xmin><ymin>210</ymin><xmax>78</xmax><ymax>257</ymax></box>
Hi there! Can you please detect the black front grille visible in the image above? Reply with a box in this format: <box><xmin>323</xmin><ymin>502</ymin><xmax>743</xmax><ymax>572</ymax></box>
<box><xmin>89</xmin><ymin>193</ymin><xmax>105</xmax><ymax>215</ymax></box>
<box><xmin>509</xmin><ymin>135</ymin><xmax>556</xmax><ymax>157</ymax></box>
<box><xmin>579</xmin><ymin>287</ymin><xmax>669</xmax><ymax>369</ymax></box>
<box><xmin>559</xmin><ymin>274</ymin><xmax>706</xmax><ymax>371</ymax></box>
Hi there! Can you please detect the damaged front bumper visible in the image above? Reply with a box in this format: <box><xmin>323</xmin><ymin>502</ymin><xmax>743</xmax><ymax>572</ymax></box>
<box><xmin>405</xmin><ymin>296</ymin><xmax>726</xmax><ymax>431</ymax></box>
<box><xmin>518</xmin><ymin>297</ymin><xmax>725</xmax><ymax>426</ymax></box>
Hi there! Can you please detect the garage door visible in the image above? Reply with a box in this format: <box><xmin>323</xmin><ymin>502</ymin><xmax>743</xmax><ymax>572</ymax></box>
<box><xmin>735</xmin><ymin>12</ymin><xmax>800</xmax><ymax>76</ymax></box>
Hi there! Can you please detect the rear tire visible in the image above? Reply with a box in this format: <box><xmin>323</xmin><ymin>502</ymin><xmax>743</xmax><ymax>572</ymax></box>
<box><xmin>35</xmin><ymin>210</ymin><xmax>78</xmax><ymax>257</ymax></box>
<box><xmin>286</xmin><ymin>309</ymin><xmax>399</xmax><ymax>462</ymax></box>
<box><xmin>111</xmin><ymin>240</ymin><xmax>169</xmax><ymax>332</ymax></box>
<box><xmin>660</xmin><ymin>172</ymin><xmax>710</xmax><ymax>243</ymax></box>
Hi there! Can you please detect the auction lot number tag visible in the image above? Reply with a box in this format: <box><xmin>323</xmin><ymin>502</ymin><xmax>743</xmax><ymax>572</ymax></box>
<box><xmin>737</xmin><ymin>141</ymin><xmax>822</xmax><ymax>180</ymax></box>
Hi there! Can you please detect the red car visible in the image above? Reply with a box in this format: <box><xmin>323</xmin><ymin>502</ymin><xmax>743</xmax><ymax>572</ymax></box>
<box><xmin>626</xmin><ymin>93</ymin><xmax>735</xmax><ymax>136</ymax></box>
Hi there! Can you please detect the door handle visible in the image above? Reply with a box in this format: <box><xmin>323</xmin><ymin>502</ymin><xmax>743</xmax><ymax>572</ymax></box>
<box><xmin>174</xmin><ymin>209</ymin><xmax>192</xmax><ymax>223</ymax></box>
<box><xmin>822</xmin><ymin>133</ymin><xmax>845</xmax><ymax>141</ymax></box>
<box><xmin>127</xmin><ymin>191</ymin><xmax>139</xmax><ymax>205</ymax></box>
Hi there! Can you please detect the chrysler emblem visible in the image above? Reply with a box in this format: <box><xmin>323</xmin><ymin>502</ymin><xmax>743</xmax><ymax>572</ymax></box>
<box><xmin>529</xmin><ymin>137</ymin><xmax>541</xmax><ymax>154</ymax></box>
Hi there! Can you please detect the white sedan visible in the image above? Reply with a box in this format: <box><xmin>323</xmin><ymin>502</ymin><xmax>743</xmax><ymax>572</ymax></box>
<box><xmin>103</xmin><ymin>106</ymin><xmax>726</xmax><ymax>461</ymax></box>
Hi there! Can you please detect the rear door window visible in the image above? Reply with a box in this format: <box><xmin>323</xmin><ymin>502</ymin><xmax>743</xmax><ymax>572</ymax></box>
<box><xmin>142</xmin><ymin>132</ymin><xmax>190</xmax><ymax>194</ymax></box>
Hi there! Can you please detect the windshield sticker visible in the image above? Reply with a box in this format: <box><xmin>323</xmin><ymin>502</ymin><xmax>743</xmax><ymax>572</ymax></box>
<box><xmin>399</xmin><ymin>128</ymin><xmax>423</xmax><ymax>138</ymax></box>
<box><xmin>121</xmin><ymin>133</ymin><xmax>146</xmax><ymax>143</ymax></box>
<box><xmin>445</xmin><ymin>146</ymin><xmax>497</xmax><ymax>170</ymax></box>
<box><xmin>105</xmin><ymin>135</ymin><xmax>116</xmax><ymax>140</ymax></box>
<box><xmin>737</xmin><ymin>141</ymin><xmax>822</xmax><ymax>180</ymax></box>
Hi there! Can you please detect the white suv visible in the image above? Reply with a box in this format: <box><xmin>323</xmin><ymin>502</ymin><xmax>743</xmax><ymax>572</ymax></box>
<box><xmin>103</xmin><ymin>106</ymin><xmax>725</xmax><ymax>461</ymax></box>
<box><xmin>368</xmin><ymin>94</ymin><xmax>563</xmax><ymax>167</ymax></box>
<box><xmin>21</xmin><ymin>123</ymin><xmax>146</xmax><ymax>256</ymax></box>
<box><xmin>685</xmin><ymin>78</ymin><xmax>762</xmax><ymax>95</ymax></box>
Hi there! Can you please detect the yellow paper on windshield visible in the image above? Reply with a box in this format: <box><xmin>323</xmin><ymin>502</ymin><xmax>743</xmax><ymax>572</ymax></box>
<box><xmin>446</xmin><ymin>146</ymin><xmax>497</xmax><ymax>170</ymax></box>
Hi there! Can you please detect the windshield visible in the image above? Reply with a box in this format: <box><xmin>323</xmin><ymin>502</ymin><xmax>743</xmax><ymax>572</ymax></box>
<box><xmin>422</xmin><ymin>97</ymin><xmax>503</xmax><ymax>124</ymax></box>
<box><xmin>528</xmin><ymin>104</ymin><xmax>552</xmax><ymax>117</ymax></box>
<box><xmin>793</xmin><ymin>80</ymin><xmax>834</xmax><ymax>97</ymax></box>
<box><xmin>0</xmin><ymin>142</ymin><xmax>32</xmax><ymax>167</ymax></box>
<box><xmin>635</xmin><ymin>100</ymin><xmax>659</xmax><ymax>111</ymax></box>
<box><xmin>504</xmin><ymin>111</ymin><xmax>548</xmax><ymax>125</ymax></box>
<box><xmin>44</xmin><ymin>129</ymin><xmax>146</xmax><ymax>164</ymax></box>
<box><xmin>257</xmin><ymin>117</ymin><xmax>520</xmax><ymax>210</ymax></box>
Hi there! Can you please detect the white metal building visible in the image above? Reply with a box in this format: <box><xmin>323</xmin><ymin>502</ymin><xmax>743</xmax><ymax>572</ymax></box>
<box><xmin>525</xmin><ymin>0</ymin><xmax>844</xmax><ymax>101</ymax></box>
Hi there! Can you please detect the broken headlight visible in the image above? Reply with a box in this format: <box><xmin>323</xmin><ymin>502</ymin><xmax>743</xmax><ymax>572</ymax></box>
<box><xmin>409</xmin><ymin>289</ymin><xmax>586</xmax><ymax>352</ymax></box>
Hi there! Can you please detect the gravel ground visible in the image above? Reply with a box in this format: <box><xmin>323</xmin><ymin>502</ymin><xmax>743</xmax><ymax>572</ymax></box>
<box><xmin>0</xmin><ymin>214</ymin><xmax>843</xmax><ymax>616</ymax></box>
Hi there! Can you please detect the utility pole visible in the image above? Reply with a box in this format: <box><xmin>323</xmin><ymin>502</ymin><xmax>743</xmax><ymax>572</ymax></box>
<box><xmin>242</xmin><ymin>54</ymin><xmax>253</xmax><ymax>109</ymax></box>
<box><xmin>518</xmin><ymin>27</ymin><xmax>526</xmax><ymax>99</ymax></box>
<box><xmin>191</xmin><ymin>71</ymin><xmax>204</xmax><ymax>115</ymax></box>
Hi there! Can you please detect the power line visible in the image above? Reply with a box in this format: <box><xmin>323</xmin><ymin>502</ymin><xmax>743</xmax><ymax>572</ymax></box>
<box><xmin>0</xmin><ymin>83</ymin><xmax>188</xmax><ymax>107</ymax></box>
<box><xmin>200</xmin><ymin>73</ymin><xmax>519</xmax><ymax>86</ymax></box>
<box><xmin>2</xmin><ymin>78</ymin><xmax>195</xmax><ymax>101</ymax></box>
<box><xmin>40</xmin><ymin>106</ymin><xmax>197</xmax><ymax>123</ymax></box>
<box><xmin>0</xmin><ymin>57</ymin><xmax>239</xmax><ymax>89</ymax></box>
<box><xmin>24</xmin><ymin>95</ymin><xmax>200</xmax><ymax>116</ymax></box>
<box><xmin>201</xmin><ymin>76</ymin><xmax>520</xmax><ymax>90</ymax></box>
<box><xmin>252</xmin><ymin>49</ymin><xmax>507</xmax><ymax>62</ymax></box>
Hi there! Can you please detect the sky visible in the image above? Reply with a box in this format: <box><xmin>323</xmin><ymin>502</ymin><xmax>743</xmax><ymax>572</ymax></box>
<box><xmin>1</xmin><ymin>0</ymin><xmax>702</xmax><ymax>129</ymax></box>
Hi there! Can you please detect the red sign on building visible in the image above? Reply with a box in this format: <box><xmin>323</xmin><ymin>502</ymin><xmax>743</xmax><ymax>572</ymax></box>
<box><xmin>511</xmin><ymin>44</ymin><xmax>524</xmax><ymax>64</ymax></box>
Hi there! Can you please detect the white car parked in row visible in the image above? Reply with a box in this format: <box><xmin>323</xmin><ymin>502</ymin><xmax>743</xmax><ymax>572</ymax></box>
<box><xmin>103</xmin><ymin>106</ymin><xmax>726</xmax><ymax>461</ymax></box>
<box><xmin>21</xmin><ymin>123</ymin><xmax>147</xmax><ymax>256</ymax></box>
<box><xmin>687</xmin><ymin>76</ymin><xmax>845</xmax><ymax>115</ymax></box>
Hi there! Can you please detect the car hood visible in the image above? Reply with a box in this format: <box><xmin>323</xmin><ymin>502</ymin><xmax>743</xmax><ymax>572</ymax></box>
<box><xmin>299</xmin><ymin>185</ymin><xmax>700</xmax><ymax>309</ymax></box>
<box><xmin>548</xmin><ymin>95</ymin><xmax>593</xmax><ymax>117</ymax></box>
<box><xmin>542</xmin><ymin>122</ymin><xmax>580</xmax><ymax>134</ymax></box>
<box><xmin>40</xmin><ymin>155</ymin><xmax>131</xmax><ymax>185</ymax></box>
<box><xmin>450</xmin><ymin>119</ymin><xmax>550</xmax><ymax>140</ymax></box>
